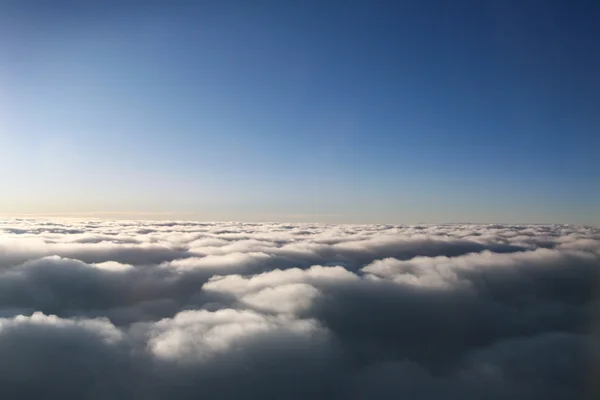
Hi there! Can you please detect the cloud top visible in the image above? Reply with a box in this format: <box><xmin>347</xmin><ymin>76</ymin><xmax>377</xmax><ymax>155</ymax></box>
<box><xmin>0</xmin><ymin>219</ymin><xmax>598</xmax><ymax>399</ymax></box>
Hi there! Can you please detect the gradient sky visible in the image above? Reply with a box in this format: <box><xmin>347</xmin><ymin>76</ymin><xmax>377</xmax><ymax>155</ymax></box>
<box><xmin>1</xmin><ymin>0</ymin><xmax>599</xmax><ymax>224</ymax></box>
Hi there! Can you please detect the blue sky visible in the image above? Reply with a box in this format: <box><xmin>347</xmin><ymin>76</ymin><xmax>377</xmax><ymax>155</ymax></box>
<box><xmin>1</xmin><ymin>0</ymin><xmax>599</xmax><ymax>224</ymax></box>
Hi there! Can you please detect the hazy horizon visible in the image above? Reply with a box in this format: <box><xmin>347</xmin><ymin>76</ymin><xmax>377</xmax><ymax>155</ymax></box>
<box><xmin>0</xmin><ymin>212</ymin><xmax>597</xmax><ymax>227</ymax></box>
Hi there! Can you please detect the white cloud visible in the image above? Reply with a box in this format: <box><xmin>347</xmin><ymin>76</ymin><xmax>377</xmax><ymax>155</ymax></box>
<box><xmin>147</xmin><ymin>309</ymin><xmax>324</xmax><ymax>362</ymax></box>
<box><xmin>239</xmin><ymin>283</ymin><xmax>321</xmax><ymax>314</ymax></box>
<box><xmin>0</xmin><ymin>218</ymin><xmax>598</xmax><ymax>399</ymax></box>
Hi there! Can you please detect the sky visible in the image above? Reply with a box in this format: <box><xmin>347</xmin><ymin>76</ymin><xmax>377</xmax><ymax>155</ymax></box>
<box><xmin>1</xmin><ymin>0</ymin><xmax>599</xmax><ymax>224</ymax></box>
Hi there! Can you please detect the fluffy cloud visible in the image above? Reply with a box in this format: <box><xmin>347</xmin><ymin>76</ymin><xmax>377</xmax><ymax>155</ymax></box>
<box><xmin>0</xmin><ymin>218</ymin><xmax>598</xmax><ymax>399</ymax></box>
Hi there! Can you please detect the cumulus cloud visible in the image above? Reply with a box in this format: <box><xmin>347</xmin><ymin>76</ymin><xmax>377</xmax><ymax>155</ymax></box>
<box><xmin>0</xmin><ymin>218</ymin><xmax>598</xmax><ymax>399</ymax></box>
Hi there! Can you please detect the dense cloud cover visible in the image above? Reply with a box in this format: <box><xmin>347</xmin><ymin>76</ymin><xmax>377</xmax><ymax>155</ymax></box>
<box><xmin>0</xmin><ymin>219</ymin><xmax>599</xmax><ymax>399</ymax></box>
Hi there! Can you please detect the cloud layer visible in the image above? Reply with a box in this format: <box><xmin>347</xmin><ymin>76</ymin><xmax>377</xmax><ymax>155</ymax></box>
<box><xmin>0</xmin><ymin>219</ymin><xmax>599</xmax><ymax>399</ymax></box>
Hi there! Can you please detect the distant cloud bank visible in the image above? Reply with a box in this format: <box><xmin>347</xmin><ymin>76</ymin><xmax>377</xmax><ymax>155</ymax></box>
<box><xmin>0</xmin><ymin>219</ymin><xmax>598</xmax><ymax>399</ymax></box>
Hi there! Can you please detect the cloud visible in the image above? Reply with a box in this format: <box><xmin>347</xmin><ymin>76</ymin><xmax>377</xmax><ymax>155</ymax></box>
<box><xmin>145</xmin><ymin>309</ymin><xmax>326</xmax><ymax>362</ymax></box>
<box><xmin>0</xmin><ymin>218</ymin><xmax>598</xmax><ymax>398</ymax></box>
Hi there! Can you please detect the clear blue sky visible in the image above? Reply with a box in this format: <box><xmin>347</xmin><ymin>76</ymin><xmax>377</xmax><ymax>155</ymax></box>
<box><xmin>1</xmin><ymin>0</ymin><xmax>599</xmax><ymax>224</ymax></box>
